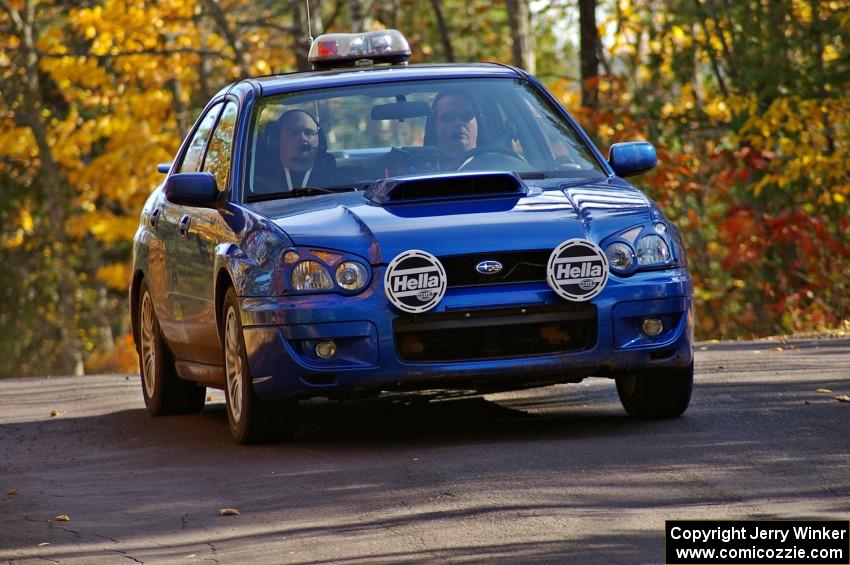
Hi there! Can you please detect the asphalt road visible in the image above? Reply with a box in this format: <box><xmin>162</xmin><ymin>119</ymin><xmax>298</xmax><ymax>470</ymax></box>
<box><xmin>1</xmin><ymin>339</ymin><xmax>849</xmax><ymax>564</ymax></box>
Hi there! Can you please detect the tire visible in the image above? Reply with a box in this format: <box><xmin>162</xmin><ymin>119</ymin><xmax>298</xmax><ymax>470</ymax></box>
<box><xmin>221</xmin><ymin>287</ymin><xmax>286</xmax><ymax>443</ymax></box>
<box><xmin>137</xmin><ymin>280</ymin><xmax>206</xmax><ymax>416</ymax></box>
<box><xmin>615</xmin><ymin>362</ymin><xmax>693</xmax><ymax>418</ymax></box>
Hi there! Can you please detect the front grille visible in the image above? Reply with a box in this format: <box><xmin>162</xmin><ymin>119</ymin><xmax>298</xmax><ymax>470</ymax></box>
<box><xmin>394</xmin><ymin>303</ymin><xmax>596</xmax><ymax>362</ymax></box>
<box><xmin>439</xmin><ymin>250</ymin><xmax>550</xmax><ymax>287</ymax></box>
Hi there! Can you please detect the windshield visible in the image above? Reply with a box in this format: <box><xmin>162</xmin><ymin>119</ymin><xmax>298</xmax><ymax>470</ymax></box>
<box><xmin>245</xmin><ymin>77</ymin><xmax>605</xmax><ymax>199</ymax></box>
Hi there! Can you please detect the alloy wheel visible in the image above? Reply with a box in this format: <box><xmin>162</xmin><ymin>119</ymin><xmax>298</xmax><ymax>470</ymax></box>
<box><xmin>140</xmin><ymin>292</ymin><xmax>157</xmax><ymax>399</ymax></box>
<box><xmin>224</xmin><ymin>307</ymin><xmax>243</xmax><ymax>424</ymax></box>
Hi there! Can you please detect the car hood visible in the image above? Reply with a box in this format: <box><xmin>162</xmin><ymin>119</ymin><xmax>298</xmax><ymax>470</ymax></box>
<box><xmin>246</xmin><ymin>179</ymin><xmax>654</xmax><ymax>264</ymax></box>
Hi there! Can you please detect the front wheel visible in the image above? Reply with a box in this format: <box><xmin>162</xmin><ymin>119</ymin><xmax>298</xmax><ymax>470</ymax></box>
<box><xmin>137</xmin><ymin>280</ymin><xmax>205</xmax><ymax>415</ymax></box>
<box><xmin>222</xmin><ymin>287</ymin><xmax>288</xmax><ymax>443</ymax></box>
<box><xmin>615</xmin><ymin>363</ymin><xmax>693</xmax><ymax>418</ymax></box>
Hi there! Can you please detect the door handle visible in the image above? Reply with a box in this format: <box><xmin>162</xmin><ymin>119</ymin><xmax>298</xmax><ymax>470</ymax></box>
<box><xmin>178</xmin><ymin>214</ymin><xmax>191</xmax><ymax>237</ymax></box>
<box><xmin>149</xmin><ymin>207</ymin><xmax>162</xmax><ymax>227</ymax></box>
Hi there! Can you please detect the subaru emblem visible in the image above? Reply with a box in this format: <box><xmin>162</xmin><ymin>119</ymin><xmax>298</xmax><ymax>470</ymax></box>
<box><xmin>476</xmin><ymin>260</ymin><xmax>503</xmax><ymax>275</ymax></box>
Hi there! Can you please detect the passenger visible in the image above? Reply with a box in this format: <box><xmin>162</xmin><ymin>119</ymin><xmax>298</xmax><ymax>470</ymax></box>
<box><xmin>253</xmin><ymin>109</ymin><xmax>338</xmax><ymax>193</ymax></box>
<box><xmin>425</xmin><ymin>91</ymin><xmax>480</xmax><ymax>170</ymax></box>
<box><xmin>276</xmin><ymin>109</ymin><xmax>338</xmax><ymax>189</ymax></box>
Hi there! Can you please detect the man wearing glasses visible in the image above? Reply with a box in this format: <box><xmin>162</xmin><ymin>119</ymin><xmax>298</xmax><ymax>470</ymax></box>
<box><xmin>276</xmin><ymin>109</ymin><xmax>338</xmax><ymax>190</ymax></box>
<box><xmin>426</xmin><ymin>90</ymin><xmax>480</xmax><ymax>171</ymax></box>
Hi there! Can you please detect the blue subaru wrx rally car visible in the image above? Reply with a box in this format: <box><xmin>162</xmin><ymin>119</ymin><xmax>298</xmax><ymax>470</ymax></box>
<box><xmin>131</xmin><ymin>31</ymin><xmax>693</xmax><ymax>443</ymax></box>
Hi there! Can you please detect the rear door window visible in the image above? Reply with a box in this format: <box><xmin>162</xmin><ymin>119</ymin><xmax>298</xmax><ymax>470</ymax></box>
<box><xmin>202</xmin><ymin>101</ymin><xmax>238</xmax><ymax>190</ymax></box>
<box><xmin>179</xmin><ymin>103</ymin><xmax>223</xmax><ymax>173</ymax></box>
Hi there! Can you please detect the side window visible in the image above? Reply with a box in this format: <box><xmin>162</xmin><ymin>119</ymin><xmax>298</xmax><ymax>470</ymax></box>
<box><xmin>202</xmin><ymin>101</ymin><xmax>238</xmax><ymax>191</ymax></box>
<box><xmin>178</xmin><ymin>104</ymin><xmax>222</xmax><ymax>173</ymax></box>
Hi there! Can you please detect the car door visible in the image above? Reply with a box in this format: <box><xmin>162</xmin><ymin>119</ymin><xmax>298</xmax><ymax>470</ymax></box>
<box><xmin>171</xmin><ymin>100</ymin><xmax>239</xmax><ymax>366</ymax></box>
<box><xmin>159</xmin><ymin>102</ymin><xmax>223</xmax><ymax>356</ymax></box>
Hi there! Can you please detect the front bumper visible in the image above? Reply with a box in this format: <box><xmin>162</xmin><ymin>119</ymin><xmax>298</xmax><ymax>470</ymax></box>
<box><xmin>240</xmin><ymin>267</ymin><xmax>693</xmax><ymax>399</ymax></box>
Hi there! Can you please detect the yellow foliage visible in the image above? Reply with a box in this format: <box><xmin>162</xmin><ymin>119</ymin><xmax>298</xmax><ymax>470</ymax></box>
<box><xmin>66</xmin><ymin>211</ymin><xmax>140</xmax><ymax>244</ymax></box>
<box><xmin>85</xmin><ymin>333</ymin><xmax>139</xmax><ymax>374</ymax></box>
<box><xmin>792</xmin><ymin>0</ymin><xmax>813</xmax><ymax>24</ymax></box>
<box><xmin>96</xmin><ymin>262</ymin><xmax>132</xmax><ymax>291</ymax></box>
<box><xmin>703</xmin><ymin>99</ymin><xmax>731</xmax><ymax>123</ymax></box>
<box><xmin>0</xmin><ymin>121</ymin><xmax>36</xmax><ymax>160</ymax></box>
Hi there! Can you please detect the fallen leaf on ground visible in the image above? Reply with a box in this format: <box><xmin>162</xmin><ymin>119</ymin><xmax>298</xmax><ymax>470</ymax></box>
<box><xmin>218</xmin><ymin>508</ymin><xmax>240</xmax><ymax>516</ymax></box>
<box><xmin>55</xmin><ymin>514</ymin><xmax>70</xmax><ymax>521</ymax></box>
<box><xmin>7</xmin><ymin>488</ymin><xmax>18</xmax><ymax>496</ymax></box>
<box><xmin>37</xmin><ymin>543</ymin><xmax>50</xmax><ymax>547</ymax></box>
<box><xmin>49</xmin><ymin>410</ymin><xmax>63</xmax><ymax>417</ymax></box>
<box><xmin>836</xmin><ymin>395</ymin><xmax>850</xmax><ymax>403</ymax></box>
<box><xmin>816</xmin><ymin>388</ymin><xmax>832</xmax><ymax>393</ymax></box>
<box><xmin>770</xmin><ymin>347</ymin><xmax>783</xmax><ymax>352</ymax></box>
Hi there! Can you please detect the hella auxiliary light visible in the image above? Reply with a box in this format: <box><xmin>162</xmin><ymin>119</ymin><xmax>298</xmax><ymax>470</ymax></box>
<box><xmin>308</xmin><ymin>30</ymin><xmax>411</xmax><ymax>69</ymax></box>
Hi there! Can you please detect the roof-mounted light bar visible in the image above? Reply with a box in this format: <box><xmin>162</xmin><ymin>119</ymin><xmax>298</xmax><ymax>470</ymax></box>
<box><xmin>308</xmin><ymin>30</ymin><xmax>411</xmax><ymax>70</ymax></box>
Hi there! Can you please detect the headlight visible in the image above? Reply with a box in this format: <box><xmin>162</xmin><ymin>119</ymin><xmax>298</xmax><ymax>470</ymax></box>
<box><xmin>290</xmin><ymin>261</ymin><xmax>333</xmax><ymax>290</ymax></box>
<box><xmin>605</xmin><ymin>242</ymin><xmax>635</xmax><ymax>271</ymax></box>
<box><xmin>335</xmin><ymin>261</ymin><xmax>368</xmax><ymax>291</ymax></box>
<box><xmin>636</xmin><ymin>234</ymin><xmax>671</xmax><ymax>266</ymax></box>
<box><xmin>668</xmin><ymin>225</ymin><xmax>688</xmax><ymax>268</ymax></box>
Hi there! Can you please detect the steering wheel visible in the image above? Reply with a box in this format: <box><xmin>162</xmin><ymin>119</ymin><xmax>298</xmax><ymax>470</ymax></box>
<box><xmin>551</xmin><ymin>155</ymin><xmax>585</xmax><ymax>171</ymax></box>
<box><xmin>458</xmin><ymin>147</ymin><xmax>532</xmax><ymax>172</ymax></box>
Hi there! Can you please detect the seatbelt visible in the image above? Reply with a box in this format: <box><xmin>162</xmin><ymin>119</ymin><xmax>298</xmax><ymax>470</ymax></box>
<box><xmin>284</xmin><ymin>167</ymin><xmax>313</xmax><ymax>190</ymax></box>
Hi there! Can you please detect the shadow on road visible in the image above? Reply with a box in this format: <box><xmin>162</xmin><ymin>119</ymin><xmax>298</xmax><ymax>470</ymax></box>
<box><xmin>2</xmin><ymin>372</ymin><xmax>849</xmax><ymax>564</ymax></box>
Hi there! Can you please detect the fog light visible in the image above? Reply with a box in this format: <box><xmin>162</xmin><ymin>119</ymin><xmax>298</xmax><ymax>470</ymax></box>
<box><xmin>642</xmin><ymin>318</ymin><xmax>664</xmax><ymax>337</ymax></box>
<box><xmin>315</xmin><ymin>340</ymin><xmax>337</xmax><ymax>359</ymax></box>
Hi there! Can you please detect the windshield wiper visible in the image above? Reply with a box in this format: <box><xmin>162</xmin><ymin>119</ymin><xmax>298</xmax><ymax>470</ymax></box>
<box><xmin>519</xmin><ymin>172</ymin><xmax>547</xmax><ymax>180</ymax></box>
<box><xmin>246</xmin><ymin>186</ymin><xmax>349</xmax><ymax>202</ymax></box>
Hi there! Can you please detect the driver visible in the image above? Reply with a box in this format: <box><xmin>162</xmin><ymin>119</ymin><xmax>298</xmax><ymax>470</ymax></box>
<box><xmin>429</xmin><ymin>90</ymin><xmax>479</xmax><ymax>170</ymax></box>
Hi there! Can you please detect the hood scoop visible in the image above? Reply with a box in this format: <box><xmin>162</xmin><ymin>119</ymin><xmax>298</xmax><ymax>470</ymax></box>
<box><xmin>365</xmin><ymin>171</ymin><xmax>527</xmax><ymax>205</ymax></box>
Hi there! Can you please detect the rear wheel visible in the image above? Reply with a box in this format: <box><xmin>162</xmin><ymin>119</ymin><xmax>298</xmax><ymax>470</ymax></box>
<box><xmin>222</xmin><ymin>287</ymin><xmax>287</xmax><ymax>443</ymax></box>
<box><xmin>615</xmin><ymin>362</ymin><xmax>693</xmax><ymax>418</ymax></box>
<box><xmin>138</xmin><ymin>280</ymin><xmax>206</xmax><ymax>415</ymax></box>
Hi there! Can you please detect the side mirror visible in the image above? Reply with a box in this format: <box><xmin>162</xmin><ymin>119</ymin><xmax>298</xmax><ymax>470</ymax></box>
<box><xmin>164</xmin><ymin>172</ymin><xmax>218</xmax><ymax>205</ymax></box>
<box><xmin>608</xmin><ymin>142</ymin><xmax>657</xmax><ymax>177</ymax></box>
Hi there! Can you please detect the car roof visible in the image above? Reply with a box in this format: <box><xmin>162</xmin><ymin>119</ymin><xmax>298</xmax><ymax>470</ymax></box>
<box><xmin>240</xmin><ymin>63</ymin><xmax>525</xmax><ymax>97</ymax></box>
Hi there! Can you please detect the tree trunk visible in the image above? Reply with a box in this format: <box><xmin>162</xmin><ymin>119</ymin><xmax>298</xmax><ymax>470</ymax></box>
<box><xmin>809</xmin><ymin>0</ymin><xmax>835</xmax><ymax>155</ymax></box>
<box><xmin>693</xmin><ymin>0</ymin><xmax>730</xmax><ymax>99</ymax></box>
<box><xmin>703</xmin><ymin>0</ymin><xmax>738</xmax><ymax>83</ymax></box>
<box><xmin>429</xmin><ymin>0</ymin><xmax>455</xmax><ymax>62</ymax></box>
<box><xmin>201</xmin><ymin>0</ymin><xmax>251</xmax><ymax>76</ymax></box>
<box><xmin>293</xmin><ymin>0</ymin><xmax>324</xmax><ymax>71</ymax></box>
<box><xmin>505</xmin><ymin>0</ymin><xmax>535</xmax><ymax>73</ymax></box>
<box><xmin>579</xmin><ymin>0</ymin><xmax>600</xmax><ymax>108</ymax></box>
<box><xmin>349</xmin><ymin>0</ymin><xmax>373</xmax><ymax>32</ymax></box>
<box><xmin>3</xmin><ymin>0</ymin><xmax>84</xmax><ymax>375</ymax></box>
<box><xmin>197</xmin><ymin>21</ymin><xmax>212</xmax><ymax>102</ymax></box>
